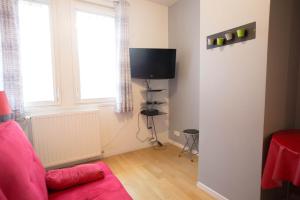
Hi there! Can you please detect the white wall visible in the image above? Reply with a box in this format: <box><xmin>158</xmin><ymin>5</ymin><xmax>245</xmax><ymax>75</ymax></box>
<box><xmin>199</xmin><ymin>0</ymin><xmax>270</xmax><ymax>199</ymax></box>
<box><xmin>100</xmin><ymin>0</ymin><xmax>169</xmax><ymax>157</ymax></box>
<box><xmin>30</xmin><ymin>0</ymin><xmax>169</xmax><ymax>160</ymax></box>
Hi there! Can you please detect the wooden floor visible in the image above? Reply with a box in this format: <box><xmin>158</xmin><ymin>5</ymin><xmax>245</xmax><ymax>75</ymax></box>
<box><xmin>103</xmin><ymin>144</ymin><xmax>215</xmax><ymax>200</ymax></box>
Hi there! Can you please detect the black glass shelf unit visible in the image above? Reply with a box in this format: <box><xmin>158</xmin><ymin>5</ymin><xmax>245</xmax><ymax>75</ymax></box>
<box><xmin>140</xmin><ymin>110</ymin><xmax>167</xmax><ymax>116</ymax></box>
<box><xmin>145</xmin><ymin>101</ymin><xmax>166</xmax><ymax>105</ymax></box>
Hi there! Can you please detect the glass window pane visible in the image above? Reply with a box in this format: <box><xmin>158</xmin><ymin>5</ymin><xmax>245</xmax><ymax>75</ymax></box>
<box><xmin>19</xmin><ymin>0</ymin><xmax>55</xmax><ymax>103</ymax></box>
<box><xmin>76</xmin><ymin>11</ymin><xmax>116</xmax><ymax>99</ymax></box>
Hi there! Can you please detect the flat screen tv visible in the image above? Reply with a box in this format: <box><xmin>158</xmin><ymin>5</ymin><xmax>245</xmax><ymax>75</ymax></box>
<box><xmin>130</xmin><ymin>48</ymin><xmax>176</xmax><ymax>79</ymax></box>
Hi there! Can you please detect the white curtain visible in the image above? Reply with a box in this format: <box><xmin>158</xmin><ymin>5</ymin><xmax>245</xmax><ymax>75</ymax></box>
<box><xmin>115</xmin><ymin>0</ymin><xmax>133</xmax><ymax>113</ymax></box>
<box><xmin>0</xmin><ymin>0</ymin><xmax>24</xmax><ymax>120</ymax></box>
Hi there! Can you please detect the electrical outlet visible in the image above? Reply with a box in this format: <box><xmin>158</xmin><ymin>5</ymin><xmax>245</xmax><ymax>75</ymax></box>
<box><xmin>174</xmin><ymin>130</ymin><xmax>181</xmax><ymax>137</ymax></box>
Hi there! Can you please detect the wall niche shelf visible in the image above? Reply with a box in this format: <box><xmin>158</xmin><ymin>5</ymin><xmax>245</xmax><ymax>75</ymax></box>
<box><xmin>207</xmin><ymin>22</ymin><xmax>256</xmax><ymax>49</ymax></box>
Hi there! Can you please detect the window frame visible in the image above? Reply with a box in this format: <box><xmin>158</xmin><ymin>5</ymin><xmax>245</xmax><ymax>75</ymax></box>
<box><xmin>19</xmin><ymin>0</ymin><xmax>117</xmax><ymax>114</ymax></box>
<box><xmin>71</xmin><ymin>0</ymin><xmax>116</xmax><ymax>105</ymax></box>
<box><xmin>20</xmin><ymin>0</ymin><xmax>61</xmax><ymax>108</ymax></box>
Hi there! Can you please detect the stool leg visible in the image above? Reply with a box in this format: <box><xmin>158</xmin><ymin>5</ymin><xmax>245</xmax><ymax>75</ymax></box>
<box><xmin>189</xmin><ymin>135</ymin><xmax>198</xmax><ymax>162</ymax></box>
<box><xmin>191</xmin><ymin>135</ymin><xmax>199</xmax><ymax>154</ymax></box>
<box><xmin>179</xmin><ymin>134</ymin><xmax>189</xmax><ymax>157</ymax></box>
<box><xmin>188</xmin><ymin>136</ymin><xmax>194</xmax><ymax>162</ymax></box>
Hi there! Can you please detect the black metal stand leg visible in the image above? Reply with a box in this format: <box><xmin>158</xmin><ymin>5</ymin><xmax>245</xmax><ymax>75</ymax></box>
<box><xmin>151</xmin><ymin>117</ymin><xmax>156</xmax><ymax>141</ymax></box>
<box><xmin>150</xmin><ymin>116</ymin><xmax>162</xmax><ymax>146</ymax></box>
<box><xmin>146</xmin><ymin>116</ymin><xmax>154</xmax><ymax>141</ymax></box>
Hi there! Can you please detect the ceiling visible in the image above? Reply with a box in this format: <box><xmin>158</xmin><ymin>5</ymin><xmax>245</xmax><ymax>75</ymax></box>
<box><xmin>147</xmin><ymin>0</ymin><xmax>178</xmax><ymax>7</ymax></box>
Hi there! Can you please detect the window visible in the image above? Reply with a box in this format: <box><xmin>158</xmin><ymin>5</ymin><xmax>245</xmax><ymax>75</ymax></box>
<box><xmin>19</xmin><ymin>0</ymin><xmax>56</xmax><ymax>104</ymax></box>
<box><xmin>13</xmin><ymin>0</ymin><xmax>116</xmax><ymax>112</ymax></box>
<box><xmin>75</xmin><ymin>8</ymin><xmax>116</xmax><ymax>100</ymax></box>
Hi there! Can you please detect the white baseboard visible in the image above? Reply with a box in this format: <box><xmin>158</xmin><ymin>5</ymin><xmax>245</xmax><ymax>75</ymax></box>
<box><xmin>197</xmin><ymin>181</ymin><xmax>229</xmax><ymax>200</ymax></box>
<box><xmin>168</xmin><ymin>138</ymin><xmax>184</xmax><ymax>148</ymax></box>
<box><xmin>168</xmin><ymin>138</ymin><xmax>199</xmax><ymax>155</ymax></box>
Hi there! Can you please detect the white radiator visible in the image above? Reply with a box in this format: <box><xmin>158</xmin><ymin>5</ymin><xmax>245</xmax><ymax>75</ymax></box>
<box><xmin>31</xmin><ymin>111</ymin><xmax>101</xmax><ymax>168</ymax></box>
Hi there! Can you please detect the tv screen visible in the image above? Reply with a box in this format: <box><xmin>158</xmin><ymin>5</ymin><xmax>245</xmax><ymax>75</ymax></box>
<box><xmin>130</xmin><ymin>48</ymin><xmax>176</xmax><ymax>79</ymax></box>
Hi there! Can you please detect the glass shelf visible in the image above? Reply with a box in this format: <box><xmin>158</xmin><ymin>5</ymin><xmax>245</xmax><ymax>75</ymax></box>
<box><xmin>144</xmin><ymin>89</ymin><xmax>167</xmax><ymax>92</ymax></box>
<box><xmin>140</xmin><ymin>110</ymin><xmax>168</xmax><ymax>116</ymax></box>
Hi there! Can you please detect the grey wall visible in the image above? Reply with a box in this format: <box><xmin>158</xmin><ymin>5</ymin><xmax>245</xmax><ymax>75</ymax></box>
<box><xmin>168</xmin><ymin>0</ymin><xmax>200</xmax><ymax>145</ymax></box>
<box><xmin>199</xmin><ymin>0</ymin><xmax>271</xmax><ymax>199</ymax></box>
<box><xmin>262</xmin><ymin>1</ymin><xmax>300</xmax><ymax>198</ymax></box>
<box><xmin>264</xmin><ymin>0</ymin><xmax>300</xmax><ymax>137</ymax></box>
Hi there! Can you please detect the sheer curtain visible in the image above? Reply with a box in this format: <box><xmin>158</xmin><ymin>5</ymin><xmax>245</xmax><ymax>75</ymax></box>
<box><xmin>0</xmin><ymin>0</ymin><xmax>24</xmax><ymax>120</ymax></box>
<box><xmin>114</xmin><ymin>0</ymin><xmax>133</xmax><ymax>113</ymax></box>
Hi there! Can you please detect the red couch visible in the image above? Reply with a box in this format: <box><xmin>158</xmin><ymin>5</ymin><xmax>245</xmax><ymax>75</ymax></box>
<box><xmin>0</xmin><ymin>120</ymin><xmax>132</xmax><ymax>200</ymax></box>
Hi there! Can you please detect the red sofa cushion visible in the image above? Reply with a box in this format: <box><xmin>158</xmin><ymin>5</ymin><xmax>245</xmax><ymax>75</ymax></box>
<box><xmin>0</xmin><ymin>121</ymin><xmax>48</xmax><ymax>200</ymax></box>
<box><xmin>46</xmin><ymin>163</ymin><xmax>105</xmax><ymax>190</ymax></box>
<box><xmin>49</xmin><ymin>162</ymin><xmax>132</xmax><ymax>200</ymax></box>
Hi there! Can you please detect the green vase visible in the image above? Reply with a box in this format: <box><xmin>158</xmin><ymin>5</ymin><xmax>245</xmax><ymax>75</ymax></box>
<box><xmin>217</xmin><ymin>38</ymin><xmax>225</xmax><ymax>46</ymax></box>
<box><xmin>237</xmin><ymin>29</ymin><xmax>246</xmax><ymax>38</ymax></box>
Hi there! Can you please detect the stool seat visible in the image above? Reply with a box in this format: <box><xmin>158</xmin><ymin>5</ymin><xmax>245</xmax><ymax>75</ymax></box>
<box><xmin>183</xmin><ymin>129</ymin><xmax>199</xmax><ymax>135</ymax></box>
